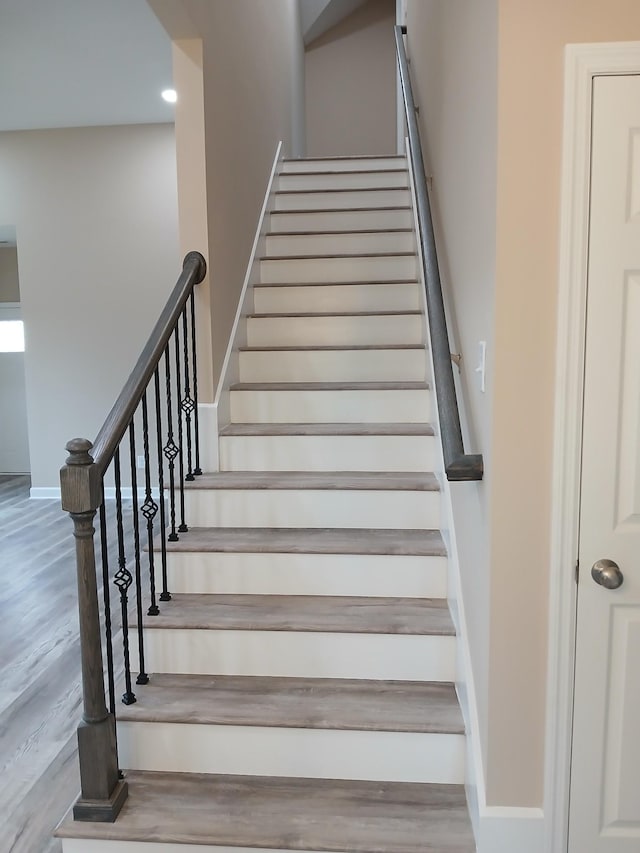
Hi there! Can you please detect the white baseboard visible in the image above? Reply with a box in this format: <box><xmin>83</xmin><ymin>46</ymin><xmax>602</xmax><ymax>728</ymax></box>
<box><xmin>32</xmin><ymin>487</ymin><xmax>160</xmax><ymax>501</ymax></box>
<box><xmin>477</xmin><ymin>808</ymin><xmax>544</xmax><ymax>852</ymax></box>
<box><xmin>30</xmin><ymin>487</ymin><xmax>61</xmax><ymax>500</ymax></box>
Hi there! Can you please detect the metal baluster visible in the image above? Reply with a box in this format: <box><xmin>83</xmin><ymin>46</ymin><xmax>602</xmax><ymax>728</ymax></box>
<box><xmin>140</xmin><ymin>392</ymin><xmax>160</xmax><ymax>616</ymax></box>
<box><xmin>98</xmin><ymin>490</ymin><xmax>116</xmax><ymax>716</ymax></box>
<box><xmin>154</xmin><ymin>367</ymin><xmax>171</xmax><ymax>601</ymax></box>
<box><xmin>163</xmin><ymin>347</ymin><xmax>179</xmax><ymax>541</ymax></box>
<box><xmin>189</xmin><ymin>290</ymin><xmax>202</xmax><ymax>476</ymax></box>
<box><xmin>181</xmin><ymin>307</ymin><xmax>195</xmax><ymax>481</ymax></box>
<box><xmin>113</xmin><ymin>448</ymin><xmax>136</xmax><ymax>706</ymax></box>
<box><xmin>174</xmin><ymin>325</ymin><xmax>188</xmax><ymax>533</ymax></box>
<box><xmin>128</xmin><ymin>423</ymin><xmax>150</xmax><ymax>684</ymax></box>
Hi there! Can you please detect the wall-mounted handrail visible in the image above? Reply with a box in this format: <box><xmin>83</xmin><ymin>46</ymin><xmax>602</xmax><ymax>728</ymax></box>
<box><xmin>60</xmin><ymin>250</ymin><xmax>206</xmax><ymax>822</ymax></box>
<box><xmin>395</xmin><ymin>25</ymin><xmax>483</xmax><ymax>481</ymax></box>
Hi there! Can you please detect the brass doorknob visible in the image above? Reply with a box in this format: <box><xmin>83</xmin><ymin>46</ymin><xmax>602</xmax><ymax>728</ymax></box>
<box><xmin>591</xmin><ymin>559</ymin><xmax>624</xmax><ymax>590</ymax></box>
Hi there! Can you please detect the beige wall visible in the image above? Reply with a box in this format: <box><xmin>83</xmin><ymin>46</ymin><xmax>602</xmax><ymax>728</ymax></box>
<box><xmin>0</xmin><ymin>247</ymin><xmax>20</xmax><ymax>302</ymax></box>
<box><xmin>164</xmin><ymin>0</ymin><xmax>304</xmax><ymax>391</ymax></box>
<box><xmin>407</xmin><ymin>0</ymin><xmax>640</xmax><ymax>810</ymax></box>
<box><xmin>306</xmin><ymin>0</ymin><xmax>396</xmax><ymax>156</ymax></box>
<box><xmin>0</xmin><ymin>124</ymin><xmax>179</xmax><ymax>488</ymax></box>
<box><xmin>490</xmin><ymin>0</ymin><xmax>640</xmax><ymax>807</ymax></box>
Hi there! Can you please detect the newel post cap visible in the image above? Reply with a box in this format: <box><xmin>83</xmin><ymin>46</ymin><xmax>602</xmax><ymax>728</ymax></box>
<box><xmin>60</xmin><ymin>438</ymin><xmax>102</xmax><ymax>513</ymax></box>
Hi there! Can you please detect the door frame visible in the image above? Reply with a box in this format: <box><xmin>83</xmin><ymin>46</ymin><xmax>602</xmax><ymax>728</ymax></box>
<box><xmin>546</xmin><ymin>41</ymin><xmax>640</xmax><ymax>853</ymax></box>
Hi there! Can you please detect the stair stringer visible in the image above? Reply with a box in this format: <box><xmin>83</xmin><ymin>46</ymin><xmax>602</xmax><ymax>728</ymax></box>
<box><xmin>200</xmin><ymin>140</ymin><xmax>284</xmax><ymax>472</ymax></box>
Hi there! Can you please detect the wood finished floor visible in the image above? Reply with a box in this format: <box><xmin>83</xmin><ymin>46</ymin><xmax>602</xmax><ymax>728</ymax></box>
<box><xmin>0</xmin><ymin>474</ymin><xmax>136</xmax><ymax>853</ymax></box>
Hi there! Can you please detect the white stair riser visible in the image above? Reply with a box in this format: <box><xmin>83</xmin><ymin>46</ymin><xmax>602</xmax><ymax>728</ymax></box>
<box><xmin>219</xmin><ymin>434</ymin><xmax>435</xmax><ymax>472</ymax></box>
<box><xmin>270</xmin><ymin>208</ymin><xmax>413</xmax><ymax>233</ymax></box>
<box><xmin>265</xmin><ymin>231</ymin><xmax>414</xmax><ymax>257</ymax></box>
<box><xmin>281</xmin><ymin>157</ymin><xmax>406</xmax><ymax>173</ymax></box>
<box><xmin>183</xmin><ymin>488</ymin><xmax>440</xmax><ymax>529</ymax></box>
<box><xmin>118</xmin><ymin>722</ymin><xmax>465</xmax><ymax>785</ymax></box>
<box><xmin>260</xmin><ymin>255</ymin><xmax>418</xmax><ymax>284</ymax></box>
<box><xmin>254</xmin><ymin>281</ymin><xmax>420</xmax><ymax>315</ymax></box>
<box><xmin>246</xmin><ymin>314</ymin><xmax>424</xmax><ymax>347</ymax></box>
<box><xmin>230</xmin><ymin>388</ymin><xmax>430</xmax><ymax>423</ymax></box>
<box><xmin>238</xmin><ymin>347</ymin><xmax>426</xmax><ymax>382</ymax></box>
<box><xmin>166</xmin><ymin>553</ymin><xmax>447</xmax><ymax>598</ymax></box>
<box><xmin>274</xmin><ymin>189</ymin><xmax>410</xmax><ymax>211</ymax></box>
<box><xmin>278</xmin><ymin>171</ymin><xmax>407</xmax><ymax>192</ymax></box>
<box><xmin>134</xmin><ymin>629</ymin><xmax>456</xmax><ymax>681</ymax></box>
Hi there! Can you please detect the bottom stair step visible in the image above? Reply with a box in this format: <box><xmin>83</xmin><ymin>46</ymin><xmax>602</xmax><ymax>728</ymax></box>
<box><xmin>57</xmin><ymin>771</ymin><xmax>475</xmax><ymax>853</ymax></box>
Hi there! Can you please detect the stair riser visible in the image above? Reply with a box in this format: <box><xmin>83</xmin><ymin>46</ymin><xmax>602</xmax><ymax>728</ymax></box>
<box><xmin>282</xmin><ymin>157</ymin><xmax>405</xmax><ymax>173</ymax></box>
<box><xmin>246</xmin><ymin>315</ymin><xmax>424</xmax><ymax>347</ymax></box>
<box><xmin>134</xmin><ymin>629</ymin><xmax>456</xmax><ymax>680</ymax></box>
<box><xmin>166</xmin><ymin>553</ymin><xmax>447</xmax><ymax>598</ymax></box>
<box><xmin>238</xmin><ymin>347</ymin><xmax>426</xmax><ymax>383</ymax></box>
<box><xmin>270</xmin><ymin>208</ymin><xmax>413</xmax><ymax>233</ymax></box>
<box><xmin>118</xmin><ymin>722</ymin><xmax>465</xmax><ymax>785</ymax></box>
<box><xmin>183</xmin><ymin>488</ymin><xmax>440</xmax><ymax>529</ymax></box>
<box><xmin>230</xmin><ymin>388</ymin><xmax>430</xmax><ymax>423</ymax></box>
<box><xmin>252</xmin><ymin>288</ymin><xmax>421</xmax><ymax>319</ymax></box>
<box><xmin>265</xmin><ymin>231</ymin><xmax>414</xmax><ymax>257</ymax></box>
<box><xmin>274</xmin><ymin>189</ymin><xmax>411</xmax><ymax>211</ymax></box>
<box><xmin>219</xmin><ymin>435</ymin><xmax>436</xmax><ymax>472</ymax></box>
<box><xmin>279</xmin><ymin>171</ymin><xmax>407</xmax><ymax>192</ymax></box>
<box><xmin>260</xmin><ymin>255</ymin><xmax>418</xmax><ymax>285</ymax></box>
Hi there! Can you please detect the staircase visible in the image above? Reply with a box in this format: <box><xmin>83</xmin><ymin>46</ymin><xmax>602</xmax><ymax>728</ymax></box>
<box><xmin>57</xmin><ymin>156</ymin><xmax>475</xmax><ymax>852</ymax></box>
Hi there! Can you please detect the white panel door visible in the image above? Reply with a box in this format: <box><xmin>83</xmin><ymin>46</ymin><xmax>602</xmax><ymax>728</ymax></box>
<box><xmin>570</xmin><ymin>74</ymin><xmax>640</xmax><ymax>853</ymax></box>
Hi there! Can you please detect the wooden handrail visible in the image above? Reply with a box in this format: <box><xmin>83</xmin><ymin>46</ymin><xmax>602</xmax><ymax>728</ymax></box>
<box><xmin>92</xmin><ymin>251</ymin><xmax>206</xmax><ymax>474</ymax></box>
<box><xmin>394</xmin><ymin>26</ymin><xmax>483</xmax><ymax>481</ymax></box>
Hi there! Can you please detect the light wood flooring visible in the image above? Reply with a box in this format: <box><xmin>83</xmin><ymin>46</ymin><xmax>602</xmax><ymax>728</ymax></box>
<box><xmin>0</xmin><ymin>474</ymin><xmax>134</xmax><ymax>853</ymax></box>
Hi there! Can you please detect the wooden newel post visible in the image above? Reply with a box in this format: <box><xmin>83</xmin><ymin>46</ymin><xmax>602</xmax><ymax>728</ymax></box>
<box><xmin>60</xmin><ymin>438</ymin><xmax>128</xmax><ymax>822</ymax></box>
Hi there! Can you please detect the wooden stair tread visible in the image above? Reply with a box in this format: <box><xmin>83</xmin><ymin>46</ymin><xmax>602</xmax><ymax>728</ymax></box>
<box><xmin>219</xmin><ymin>423</ymin><xmax>435</xmax><ymax>436</ymax></box>
<box><xmin>275</xmin><ymin>187</ymin><xmax>409</xmax><ymax>195</ymax></box>
<box><xmin>283</xmin><ymin>154</ymin><xmax>406</xmax><ymax>161</ymax></box>
<box><xmin>56</xmin><ymin>771</ymin><xmax>475</xmax><ymax>852</ymax></box>
<box><xmin>266</xmin><ymin>228</ymin><xmax>413</xmax><ymax>236</ymax></box>
<box><xmin>254</xmin><ymin>278</ymin><xmax>418</xmax><ymax>292</ymax></box>
<box><xmin>248</xmin><ymin>310</ymin><xmax>422</xmax><ymax>318</ymax></box>
<box><xmin>230</xmin><ymin>381</ymin><xmax>428</xmax><ymax>391</ymax></box>
<box><xmin>162</xmin><ymin>526</ymin><xmax>446</xmax><ymax>556</ymax></box>
<box><xmin>272</xmin><ymin>204</ymin><xmax>412</xmax><ymax>213</ymax></box>
<box><xmin>280</xmin><ymin>169</ymin><xmax>408</xmax><ymax>177</ymax></box>
<box><xmin>240</xmin><ymin>344</ymin><xmax>425</xmax><ymax>351</ymax></box>
<box><xmin>261</xmin><ymin>251</ymin><xmax>416</xmax><ymax>260</ymax></box>
<box><xmin>134</xmin><ymin>594</ymin><xmax>454</xmax><ymax>635</ymax></box>
<box><xmin>118</xmin><ymin>675</ymin><xmax>463</xmax><ymax>734</ymax></box>
<box><xmin>184</xmin><ymin>471</ymin><xmax>438</xmax><ymax>491</ymax></box>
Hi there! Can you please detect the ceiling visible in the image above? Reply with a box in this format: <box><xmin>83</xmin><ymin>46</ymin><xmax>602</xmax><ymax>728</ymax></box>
<box><xmin>0</xmin><ymin>0</ymin><xmax>174</xmax><ymax>133</ymax></box>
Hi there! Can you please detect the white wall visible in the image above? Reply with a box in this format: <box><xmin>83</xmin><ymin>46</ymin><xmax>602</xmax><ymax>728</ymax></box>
<box><xmin>0</xmin><ymin>124</ymin><xmax>179</xmax><ymax>489</ymax></box>
<box><xmin>305</xmin><ymin>0</ymin><xmax>397</xmax><ymax>156</ymax></box>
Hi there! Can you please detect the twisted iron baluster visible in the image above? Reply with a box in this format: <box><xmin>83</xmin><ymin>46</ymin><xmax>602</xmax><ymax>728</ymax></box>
<box><xmin>154</xmin><ymin>367</ymin><xmax>171</xmax><ymax>601</ymax></box>
<box><xmin>98</xmin><ymin>489</ymin><xmax>116</xmax><ymax>716</ymax></box>
<box><xmin>174</xmin><ymin>325</ymin><xmax>188</xmax><ymax>533</ymax></box>
<box><xmin>163</xmin><ymin>347</ymin><xmax>179</xmax><ymax>542</ymax></box>
<box><xmin>141</xmin><ymin>392</ymin><xmax>160</xmax><ymax>616</ymax></box>
<box><xmin>113</xmin><ymin>448</ymin><xmax>136</xmax><ymax>705</ymax></box>
<box><xmin>189</xmin><ymin>290</ymin><xmax>202</xmax><ymax>476</ymax></box>
<box><xmin>181</xmin><ymin>307</ymin><xmax>195</xmax><ymax>482</ymax></box>
<box><xmin>128</xmin><ymin>423</ymin><xmax>150</xmax><ymax>684</ymax></box>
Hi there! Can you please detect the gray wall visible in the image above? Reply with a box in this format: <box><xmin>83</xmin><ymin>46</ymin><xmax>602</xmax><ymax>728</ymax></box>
<box><xmin>305</xmin><ymin>0</ymin><xmax>396</xmax><ymax>156</ymax></box>
<box><xmin>0</xmin><ymin>124</ymin><xmax>179</xmax><ymax>489</ymax></box>
<box><xmin>0</xmin><ymin>247</ymin><xmax>20</xmax><ymax>301</ymax></box>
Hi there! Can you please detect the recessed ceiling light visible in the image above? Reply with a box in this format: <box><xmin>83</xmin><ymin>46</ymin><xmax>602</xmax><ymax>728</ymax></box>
<box><xmin>161</xmin><ymin>89</ymin><xmax>177</xmax><ymax>104</ymax></box>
